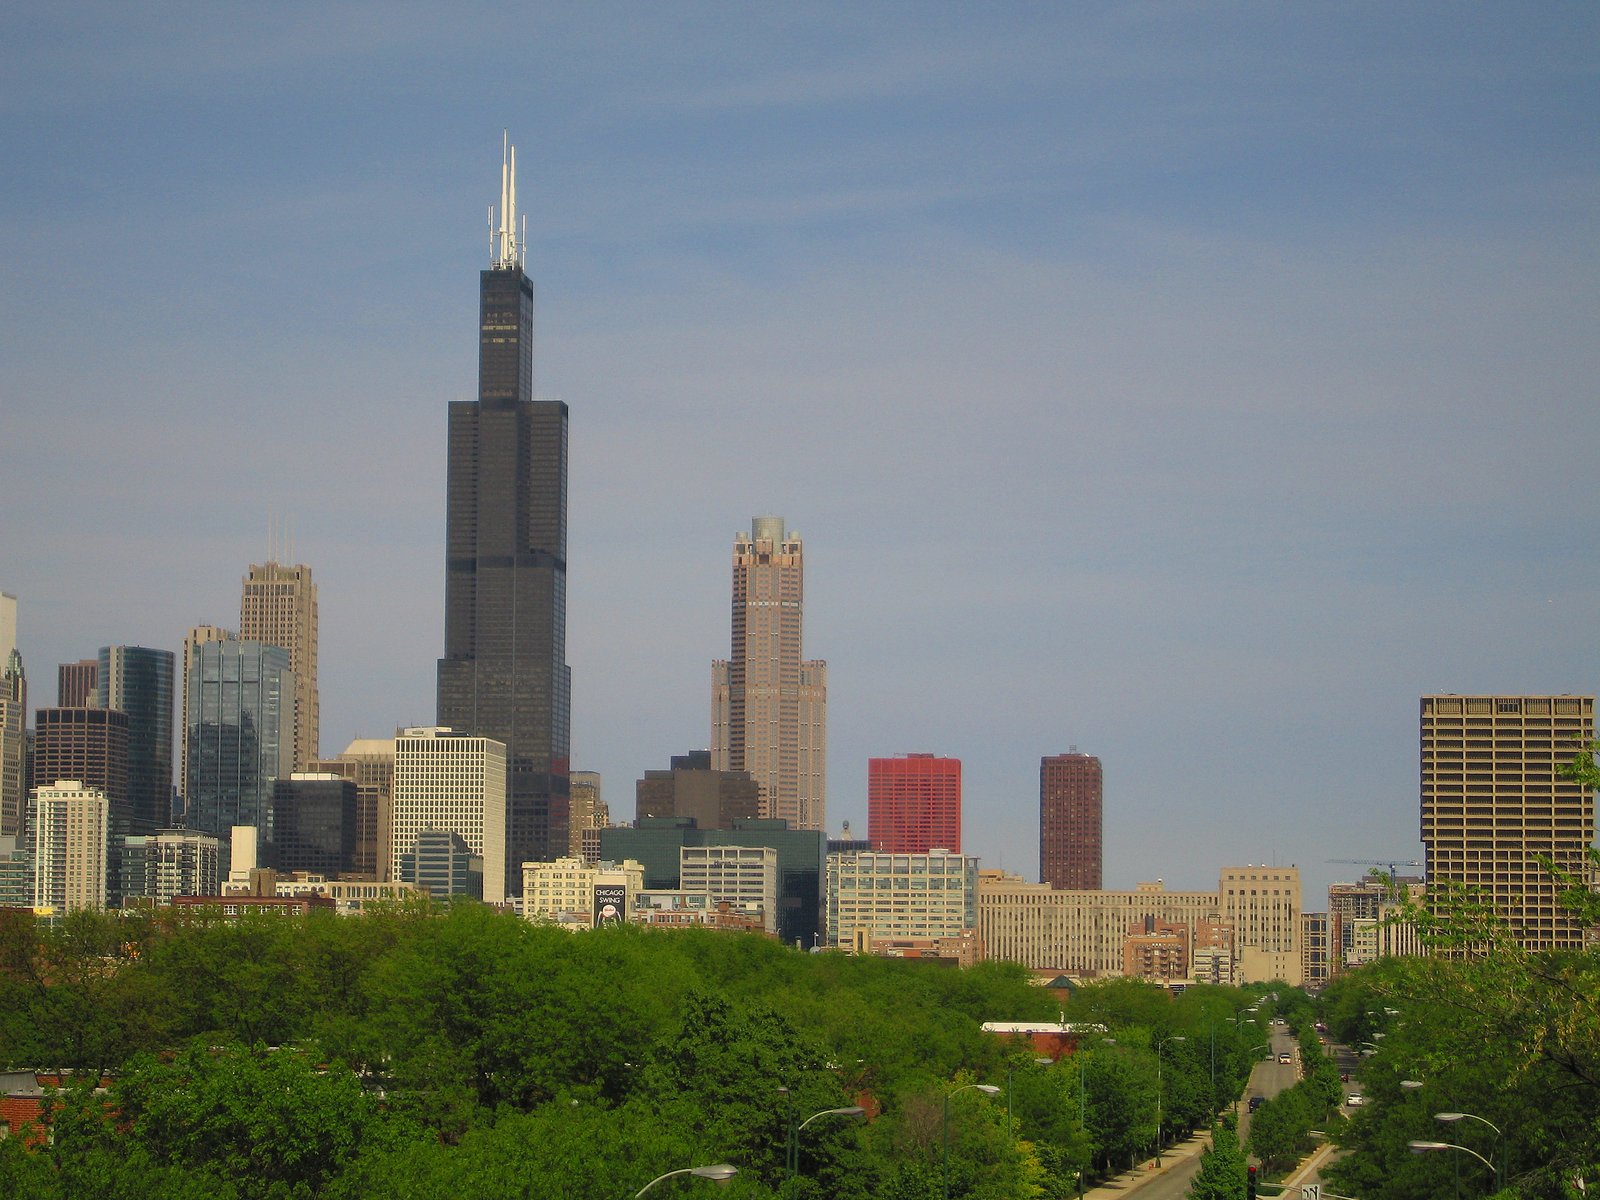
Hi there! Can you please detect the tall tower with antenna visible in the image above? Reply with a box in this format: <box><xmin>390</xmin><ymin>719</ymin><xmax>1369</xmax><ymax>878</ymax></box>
<box><xmin>437</xmin><ymin>134</ymin><xmax>572</xmax><ymax>876</ymax></box>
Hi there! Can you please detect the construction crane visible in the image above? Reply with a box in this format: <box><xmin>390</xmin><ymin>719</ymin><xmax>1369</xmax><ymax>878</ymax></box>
<box><xmin>1327</xmin><ymin>859</ymin><xmax>1424</xmax><ymax>901</ymax></box>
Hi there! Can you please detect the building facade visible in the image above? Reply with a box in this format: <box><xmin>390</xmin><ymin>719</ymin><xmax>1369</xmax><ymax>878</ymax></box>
<box><xmin>711</xmin><ymin>517</ymin><xmax>827</xmax><ymax>831</ymax></box>
<box><xmin>521</xmin><ymin>856</ymin><xmax>645</xmax><ymax>927</ymax></box>
<box><xmin>240</xmin><ymin>561</ymin><xmax>319</xmax><ymax>770</ymax></box>
<box><xmin>867</xmin><ymin>753</ymin><xmax>961</xmax><ymax>853</ymax></box>
<box><xmin>33</xmin><ymin>707</ymin><xmax>129</xmax><ymax>828</ymax></box>
<box><xmin>183</xmin><ymin>641</ymin><xmax>295</xmax><ymax>844</ymax></box>
<box><xmin>97</xmin><ymin>645</ymin><xmax>175</xmax><ymax>832</ymax></box>
<box><xmin>32</xmin><ymin>780</ymin><xmax>109</xmax><ymax>913</ymax></box>
<box><xmin>826</xmin><ymin>849</ymin><xmax>978</xmax><ymax>949</ymax></box>
<box><xmin>636</xmin><ymin>751</ymin><xmax>760</xmax><ymax>831</ymax></box>
<box><xmin>680</xmin><ymin>844</ymin><xmax>778</xmax><ymax>932</ymax></box>
<box><xmin>1219</xmin><ymin>866</ymin><xmax>1303</xmax><ymax>985</ymax></box>
<box><xmin>391</xmin><ymin>727</ymin><xmax>508</xmax><ymax>903</ymax></box>
<box><xmin>437</xmin><ymin>140</ymin><xmax>572</xmax><ymax>869</ymax></box>
<box><xmin>0</xmin><ymin>649</ymin><xmax>25</xmax><ymax>840</ymax></box>
<box><xmin>398</xmin><ymin>829</ymin><xmax>482</xmax><ymax>901</ymax></box>
<box><xmin>57</xmin><ymin>659</ymin><xmax>97</xmax><ymax>708</ymax></box>
<box><xmin>1039</xmin><ymin>752</ymin><xmax>1102</xmax><ymax>890</ymax></box>
<box><xmin>568</xmin><ymin>770</ymin><xmax>605</xmax><ymax>860</ymax></box>
<box><xmin>270</xmin><ymin>773</ymin><xmax>358</xmax><ymax>877</ymax></box>
<box><xmin>177</xmin><ymin>626</ymin><xmax>232</xmax><ymax>817</ymax></box>
<box><xmin>307</xmin><ymin>738</ymin><xmax>394</xmax><ymax>881</ymax></box>
<box><xmin>130</xmin><ymin>829</ymin><xmax>222</xmax><ymax>904</ymax></box>
<box><xmin>1420</xmin><ymin>694</ymin><xmax>1596</xmax><ymax>951</ymax></box>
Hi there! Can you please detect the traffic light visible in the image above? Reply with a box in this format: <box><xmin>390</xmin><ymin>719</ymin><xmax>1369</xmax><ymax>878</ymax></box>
<box><xmin>1246</xmin><ymin>1165</ymin><xmax>1257</xmax><ymax>1199</ymax></box>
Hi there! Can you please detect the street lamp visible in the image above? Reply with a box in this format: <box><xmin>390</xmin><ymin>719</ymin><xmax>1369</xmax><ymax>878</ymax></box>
<box><xmin>1409</xmin><ymin>1140</ymin><xmax>1497</xmax><ymax>1194</ymax></box>
<box><xmin>787</xmin><ymin>1106</ymin><xmax>865</xmax><ymax>1179</ymax></box>
<box><xmin>943</xmin><ymin>1083</ymin><xmax>1001</xmax><ymax>1200</ymax></box>
<box><xmin>634</xmin><ymin>1164</ymin><xmax>738</xmax><ymax>1197</ymax></box>
<box><xmin>1155</xmin><ymin>1036</ymin><xmax>1186</xmax><ymax>1164</ymax></box>
<box><xmin>1006</xmin><ymin>1056</ymin><xmax>1052</xmax><ymax>1141</ymax></box>
<box><xmin>1400</xmin><ymin>1080</ymin><xmax>1424</xmax><ymax>1091</ymax></box>
<box><xmin>1436</xmin><ymin>1112</ymin><xmax>1504</xmax><ymax>1193</ymax></box>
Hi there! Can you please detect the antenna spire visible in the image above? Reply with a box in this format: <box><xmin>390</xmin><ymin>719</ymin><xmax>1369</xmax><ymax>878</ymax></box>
<box><xmin>492</xmin><ymin>131</ymin><xmax>523</xmax><ymax>269</ymax></box>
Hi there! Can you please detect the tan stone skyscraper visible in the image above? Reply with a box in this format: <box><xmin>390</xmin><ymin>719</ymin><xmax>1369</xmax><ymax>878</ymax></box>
<box><xmin>1421</xmin><ymin>694</ymin><xmax>1595</xmax><ymax>951</ymax></box>
<box><xmin>712</xmin><ymin>517</ymin><xmax>827</xmax><ymax>831</ymax></box>
<box><xmin>240</xmin><ymin>562</ymin><xmax>319</xmax><ymax>770</ymax></box>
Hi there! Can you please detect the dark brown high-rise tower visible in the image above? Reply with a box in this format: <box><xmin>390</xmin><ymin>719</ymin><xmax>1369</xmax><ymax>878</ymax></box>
<box><xmin>437</xmin><ymin>136</ymin><xmax>571</xmax><ymax>872</ymax></box>
<box><xmin>1040</xmin><ymin>751</ymin><xmax>1102</xmax><ymax>890</ymax></box>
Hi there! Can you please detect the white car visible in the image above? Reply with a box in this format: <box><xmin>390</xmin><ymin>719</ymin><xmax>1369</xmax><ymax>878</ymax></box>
<box><xmin>1345</xmin><ymin>1093</ymin><xmax>1365</xmax><ymax>1107</ymax></box>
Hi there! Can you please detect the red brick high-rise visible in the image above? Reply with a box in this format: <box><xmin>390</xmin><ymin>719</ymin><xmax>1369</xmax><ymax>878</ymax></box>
<box><xmin>1040</xmin><ymin>751</ymin><xmax>1101</xmax><ymax>889</ymax></box>
<box><xmin>868</xmin><ymin>753</ymin><xmax>961</xmax><ymax>853</ymax></box>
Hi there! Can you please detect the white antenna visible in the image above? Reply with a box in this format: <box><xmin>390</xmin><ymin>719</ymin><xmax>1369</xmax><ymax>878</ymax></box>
<box><xmin>491</xmin><ymin>130</ymin><xmax>522</xmax><ymax>269</ymax></box>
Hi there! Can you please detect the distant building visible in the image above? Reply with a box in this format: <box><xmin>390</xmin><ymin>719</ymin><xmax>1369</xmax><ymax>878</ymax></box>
<box><xmin>1123</xmin><ymin>916</ymin><xmax>1190</xmax><ymax>983</ymax></box>
<box><xmin>600</xmin><ymin>816</ymin><xmax>825</xmax><ymax>948</ymax></box>
<box><xmin>183</xmin><ymin>640</ymin><xmax>295</xmax><ymax>845</ymax></box>
<box><xmin>568</xmin><ymin>771</ymin><xmax>606</xmax><ymax>859</ymax></box>
<box><xmin>0</xmin><ymin>649</ymin><xmax>26</xmax><ymax>840</ymax></box>
<box><xmin>32</xmin><ymin>780</ymin><xmax>109</xmax><ymax>913</ymax></box>
<box><xmin>711</xmin><ymin>517</ymin><xmax>827</xmax><ymax>830</ymax></box>
<box><xmin>56</xmin><ymin>659</ymin><xmax>97</xmax><ymax>708</ymax></box>
<box><xmin>239</xmin><ymin>560</ymin><xmax>319</xmax><ymax>770</ymax></box>
<box><xmin>176</xmin><ymin>626</ymin><xmax>232</xmax><ymax>817</ymax></box>
<box><xmin>1218</xmin><ymin>866</ymin><xmax>1302</xmax><ymax>985</ymax></box>
<box><xmin>1421</xmin><ymin>694</ymin><xmax>1596</xmax><ymax>951</ymax></box>
<box><xmin>308</xmin><ymin>738</ymin><xmax>395</xmax><ymax>881</ymax></box>
<box><xmin>398</xmin><ymin>829</ymin><xmax>482</xmax><ymax>901</ymax></box>
<box><xmin>124</xmin><ymin>829</ymin><xmax>222</xmax><ymax>904</ymax></box>
<box><xmin>826</xmin><ymin>849</ymin><xmax>979</xmax><ymax>951</ymax></box>
<box><xmin>0</xmin><ymin>835</ymin><xmax>33</xmax><ymax>908</ymax></box>
<box><xmin>867</xmin><ymin>753</ymin><xmax>961</xmax><ymax>853</ymax></box>
<box><xmin>635</xmin><ymin>751</ymin><xmax>760</xmax><ymax>830</ymax></box>
<box><xmin>632</xmin><ymin>890</ymin><xmax>772</xmax><ymax>933</ymax></box>
<box><xmin>1040</xmin><ymin>752</ymin><xmax>1102</xmax><ymax>890</ymax></box>
<box><xmin>270</xmin><ymin>773</ymin><xmax>358</xmax><ymax>877</ymax></box>
<box><xmin>522</xmin><ymin>856</ymin><xmax>644</xmax><ymax>927</ymax></box>
<box><xmin>97</xmin><ymin>645</ymin><xmax>175</xmax><ymax>832</ymax></box>
<box><xmin>33</xmin><ymin>707</ymin><xmax>129</xmax><ymax>829</ymax></box>
<box><xmin>680</xmin><ymin>844</ymin><xmax>777</xmax><ymax>932</ymax></box>
<box><xmin>391</xmin><ymin>727</ymin><xmax>508</xmax><ymax>903</ymax></box>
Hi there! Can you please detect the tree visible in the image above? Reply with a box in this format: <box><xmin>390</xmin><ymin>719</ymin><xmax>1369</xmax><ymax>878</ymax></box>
<box><xmin>1187</xmin><ymin>1119</ymin><xmax>1246</xmax><ymax>1200</ymax></box>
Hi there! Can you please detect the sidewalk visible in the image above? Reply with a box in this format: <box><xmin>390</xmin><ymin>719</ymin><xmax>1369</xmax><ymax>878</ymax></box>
<box><xmin>1081</xmin><ymin>1130</ymin><xmax>1211</xmax><ymax>1199</ymax></box>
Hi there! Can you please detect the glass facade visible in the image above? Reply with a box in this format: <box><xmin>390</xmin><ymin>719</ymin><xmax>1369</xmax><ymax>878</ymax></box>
<box><xmin>184</xmin><ymin>641</ymin><xmax>294</xmax><ymax>844</ymax></box>
<box><xmin>98</xmin><ymin>645</ymin><xmax>175</xmax><ymax>832</ymax></box>
<box><xmin>269</xmin><ymin>775</ymin><xmax>357</xmax><ymax>877</ymax></box>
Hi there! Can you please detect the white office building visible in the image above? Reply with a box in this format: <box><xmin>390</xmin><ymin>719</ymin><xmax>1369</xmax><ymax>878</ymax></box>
<box><xmin>680</xmin><ymin>844</ymin><xmax>778</xmax><ymax>932</ymax></box>
<box><xmin>392</xmin><ymin>727</ymin><xmax>508</xmax><ymax>903</ymax></box>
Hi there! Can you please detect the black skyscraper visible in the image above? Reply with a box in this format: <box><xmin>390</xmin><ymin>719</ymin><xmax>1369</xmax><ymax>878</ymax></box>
<box><xmin>438</xmin><ymin>137</ymin><xmax>572</xmax><ymax>871</ymax></box>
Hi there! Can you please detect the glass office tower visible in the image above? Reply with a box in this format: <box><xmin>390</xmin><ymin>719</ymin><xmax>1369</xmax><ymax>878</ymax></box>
<box><xmin>184</xmin><ymin>640</ymin><xmax>295</xmax><ymax>844</ymax></box>
<box><xmin>98</xmin><ymin>645</ymin><xmax>175</xmax><ymax>832</ymax></box>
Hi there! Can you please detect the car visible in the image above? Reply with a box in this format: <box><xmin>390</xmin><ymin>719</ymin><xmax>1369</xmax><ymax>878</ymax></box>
<box><xmin>1278</xmin><ymin>1052</ymin><xmax>1292</xmax><ymax>1064</ymax></box>
<box><xmin>1248</xmin><ymin>1096</ymin><xmax>1265</xmax><ymax>1112</ymax></box>
<box><xmin>1345</xmin><ymin>1093</ymin><xmax>1365</xmax><ymax>1107</ymax></box>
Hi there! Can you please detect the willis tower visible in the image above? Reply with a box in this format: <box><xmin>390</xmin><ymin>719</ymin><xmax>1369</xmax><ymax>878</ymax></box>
<box><xmin>438</xmin><ymin>135</ymin><xmax>571</xmax><ymax>872</ymax></box>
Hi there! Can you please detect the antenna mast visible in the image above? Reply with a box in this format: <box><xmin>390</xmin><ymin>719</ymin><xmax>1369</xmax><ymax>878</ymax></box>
<box><xmin>491</xmin><ymin>131</ymin><xmax>523</xmax><ymax>270</ymax></box>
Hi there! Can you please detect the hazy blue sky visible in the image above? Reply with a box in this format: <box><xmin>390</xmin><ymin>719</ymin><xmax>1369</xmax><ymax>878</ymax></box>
<box><xmin>4</xmin><ymin>3</ymin><xmax>1596</xmax><ymax>906</ymax></box>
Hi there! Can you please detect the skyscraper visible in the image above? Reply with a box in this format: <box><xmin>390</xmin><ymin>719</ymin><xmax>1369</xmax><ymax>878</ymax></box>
<box><xmin>178</xmin><ymin>625</ymin><xmax>232</xmax><ymax>816</ymax></box>
<box><xmin>1420</xmin><ymin>694</ymin><xmax>1596</xmax><ymax>951</ymax></box>
<box><xmin>391</xmin><ymin>726</ymin><xmax>507</xmax><ymax>904</ymax></box>
<box><xmin>240</xmin><ymin>561</ymin><xmax>318</xmax><ymax>770</ymax></box>
<box><xmin>57</xmin><ymin>659</ymin><xmax>97</xmax><ymax>707</ymax></box>
<box><xmin>437</xmin><ymin>135</ymin><xmax>572</xmax><ymax>868</ymax></box>
<box><xmin>97</xmin><ymin>646</ymin><xmax>175</xmax><ymax>832</ymax></box>
<box><xmin>0</xmin><ymin>646</ymin><xmax>25</xmax><ymax>840</ymax></box>
<box><xmin>183</xmin><ymin>640</ymin><xmax>295</xmax><ymax>843</ymax></box>
<box><xmin>34</xmin><ymin>707</ymin><xmax>129</xmax><ymax>828</ymax></box>
<box><xmin>711</xmin><ymin>517</ymin><xmax>827</xmax><ymax>831</ymax></box>
<box><xmin>1040</xmin><ymin>751</ymin><xmax>1102</xmax><ymax>890</ymax></box>
<box><xmin>32</xmin><ymin>780</ymin><xmax>109</xmax><ymax>913</ymax></box>
<box><xmin>868</xmin><ymin>753</ymin><xmax>961</xmax><ymax>853</ymax></box>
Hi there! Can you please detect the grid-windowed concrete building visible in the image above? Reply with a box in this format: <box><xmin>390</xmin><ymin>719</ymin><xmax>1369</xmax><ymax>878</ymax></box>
<box><xmin>681</xmin><ymin>844</ymin><xmax>778</xmax><ymax>932</ymax></box>
<box><xmin>32</xmin><ymin>780</ymin><xmax>109</xmax><ymax>913</ymax></box>
<box><xmin>126</xmin><ymin>829</ymin><xmax>222</xmax><ymax>904</ymax></box>
<box><xmin>712</xmin><ymin>517</ymin><xmax>827</xmax><ymax>831</ymax></box>
<box><xmin>240</xmin><ymin>561</ymin><xmax>319</xmax><ymax>771</ymax></box>
<box><xmin>57</xmin><ymin>659</ymin><xmax>97</xmax><ymax>708</ymax></box>
<box><xmin>1420</xmin><ymin>694</ymin><xmax>1596</xmax><ymax>951</ymax></box>
<box><xmin>522</xmin><ymin>855</ymin><xmax>644</xmax><ymax>926</ymax></box>
<box><xmin>636</xmin><ymin>751</ymin><xmax>760</xmax><ymax>831</ymax></box>
<box><xmin>826</xmin><ymin>849</ymin><xmax>978</xmax><ymax>949</ymax></box>
<box><xmin>308</xmin><ymin>738</ymin><xmax>394</xmax><ymax>881</ymax></box>
<box><xmin>34</xmin><ymin>707</ymin><xmax>129</xmax><ymax>829</ymax></box>
<box><xmin>392</xmin><ymin>727</ymin><xmax>508</xmax><ymax>903</ymax></box>
<box><xmin>1040</xmin><ymin>752</ymin><xmax>1102</xmax><ymax>890</ymax></box>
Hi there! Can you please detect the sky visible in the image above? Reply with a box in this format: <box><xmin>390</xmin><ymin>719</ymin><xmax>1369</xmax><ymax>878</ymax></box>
<box><xmin>3</xmin><ymin>2</ymin><xmax>1597</xmax><ymax>908</ymax></box>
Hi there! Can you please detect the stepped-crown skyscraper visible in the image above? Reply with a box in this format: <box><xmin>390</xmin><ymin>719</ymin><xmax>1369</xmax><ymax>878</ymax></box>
<box><xmin>712</xmin><ymin>517</ymin><xmax>827</xmax><ymax>831</ymax></box>
<box><xmin>437</xmin><ymin>135</ymin><xmax>572</xmax><ymax>870</ymax></box>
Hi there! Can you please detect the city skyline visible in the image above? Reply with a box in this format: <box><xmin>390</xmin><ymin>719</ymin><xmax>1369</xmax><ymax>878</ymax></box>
<box><xmin>3</xmin><ymin>6</ymin><xmax>1597</xmax><ymax>906</ymax></box>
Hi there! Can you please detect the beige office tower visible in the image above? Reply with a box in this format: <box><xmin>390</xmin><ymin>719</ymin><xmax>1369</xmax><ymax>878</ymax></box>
<box><xmin>33</xmin><ymin>780</ymin><xmax>110</xmax><ymax>913</ymax></box>
<box><xmin>308</xmin><ymin>737</ymin><xmax>397</xmax><ymax>880</ymax></box>
<box><xmin>1420</xmin><ymin>694</ymin><xmax>1596</xmax><ymax>951</ymax></box>
<box><xmin>391</xmin><ymin>727</ymin><xmax>508</xmax><ymax>904</ymax></box>
<box><xmin>568</xmin><ymin>771</ymin><xmax>606</xmax><ymax>859</ymax></box>
<box><xmin>1219</xmin><ymin>866</ymin><xmax>1303</xmax><ymax>986</ymax></box>
<box><xmin>178</xmin><ymin>625</ymin><xmax>233</xmax><ymax>810</ymax></box>
<box><xmin>711</xmin><ymin>517</ymin><xmax>827</xmax><ymax>830</ymax></box>
<box><xmin>239</xmin><ymin>561</ymin><xmax>319</xmax><ymax>769</ymax></box>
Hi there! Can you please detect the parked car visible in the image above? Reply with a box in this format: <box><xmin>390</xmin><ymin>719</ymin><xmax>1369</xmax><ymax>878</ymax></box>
<box><xmin>1249</xmin><ymin>1095</ymin><xmax>1265</xmax><ymax>1112</ymax></box>
<box><xmin>1278</xmin><ymin>1052</ymin><xmax>1292</xmax><ymax>1064</ymax></box>
<box><xmin>1345</xmin><ymin>1093</ymin><xmax>1365</xmax><ymax>1107</ymax></box>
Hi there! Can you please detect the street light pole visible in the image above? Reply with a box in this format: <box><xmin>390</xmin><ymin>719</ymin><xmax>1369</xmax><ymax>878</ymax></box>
<box><xmin>1409</xmin><ymin>1139</ymin><xmax>1497</xmax><ymax>1195</ymax></box>
<box><xmin>942</xmin><ymin>1083</ymin><xmax>1001</xmax><ymax>1200</ymax></box>
<box><xmin>790</xmin><ymin>1106</ymin><xmax>865</xmax><ymax>1181</ymax></box>
<box><xmin>1435</xmin><ymin>1112</ymin><xmax>1505</xmax><ymax>1193</ymax></box>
